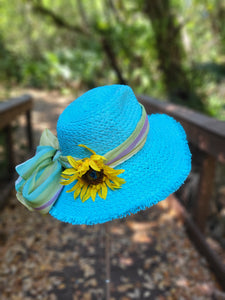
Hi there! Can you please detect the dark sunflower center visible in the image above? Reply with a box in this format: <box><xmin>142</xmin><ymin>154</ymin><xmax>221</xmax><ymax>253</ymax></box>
<box><xmin>82</xmin><ymin>167</ymin><xmax>104</xmax><ymax>185</ymax></box>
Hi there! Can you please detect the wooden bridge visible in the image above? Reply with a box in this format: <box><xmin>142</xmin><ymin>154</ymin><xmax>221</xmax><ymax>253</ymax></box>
<box><xmin>0</xmin><ymin>92</ymin><xmax>225</xmax><ymax>299</ymax></box>
<box><xmin>139</xmin><ymin>94</ymin><xmax>225</xmax><ymax>289</ymax></box>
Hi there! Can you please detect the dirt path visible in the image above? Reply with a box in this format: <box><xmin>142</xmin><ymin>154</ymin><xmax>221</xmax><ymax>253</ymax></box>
<box><xmin>0</xmin><ymin>90</ymin><xmax>223</xmax><ymax>300</ymax></box>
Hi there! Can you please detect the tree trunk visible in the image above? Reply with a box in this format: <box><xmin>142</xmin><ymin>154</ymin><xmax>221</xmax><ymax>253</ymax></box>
<box><xmin>208</xmin><ymin>0</ymin><xmax>225</xmax><ymax>53</ymax></box>
<box><xmin>144</xmin><ymin>0</ymin><xmax>203</xmax><ymax>107</ymax></box>
<box><xmin>101</xmin><ymin>36</ymin><xmax>127</xmax><ymax>85</ymax></box>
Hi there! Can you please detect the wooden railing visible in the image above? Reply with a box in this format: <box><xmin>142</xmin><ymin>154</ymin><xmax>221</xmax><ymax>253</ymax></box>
<box><xmin>0</xmin><ymin>94</ymin><xmax>33</xmax><ymax>207</ymax></box>
<box><xmin>138</xmin><ymin>94</ymin><xmax>225</xmax><ymax>289</ymax></box>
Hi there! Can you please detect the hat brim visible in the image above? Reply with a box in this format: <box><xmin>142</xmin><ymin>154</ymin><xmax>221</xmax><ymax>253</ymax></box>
<box><xmin>49</xmin><ymin>114</ymin><xmax>191</xmax><ymax>225</ymax></box>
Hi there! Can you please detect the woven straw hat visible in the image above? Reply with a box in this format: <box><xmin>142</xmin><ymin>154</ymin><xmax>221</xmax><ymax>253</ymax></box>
<box><xmin>16</xmin><ymin>85</ymin><xmax>191</xmax><ymax>225</ymax></box>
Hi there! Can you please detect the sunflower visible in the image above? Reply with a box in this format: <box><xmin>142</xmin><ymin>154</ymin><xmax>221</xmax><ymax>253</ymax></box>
<box><xmin>61</xmin><ymin>145</ymin><xmax>125</xmax><ymax>202</ymax></box>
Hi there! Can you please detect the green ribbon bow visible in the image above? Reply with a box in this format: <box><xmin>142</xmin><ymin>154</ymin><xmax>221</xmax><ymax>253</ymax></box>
<box><xmin>15</xmin><ymin>129</ymin><xmax>64</xmax><ymax>214</ymax></box>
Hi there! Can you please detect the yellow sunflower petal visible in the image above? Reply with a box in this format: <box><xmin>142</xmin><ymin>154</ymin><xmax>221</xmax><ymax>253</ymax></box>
<box><xmin>89</xmin><ymin>160</ymin><xmax>100</xmax><ymax>171</ymax></box>
<box><xmin>91</xmin><ymin>187</ymin><xmax>97</xmax><ymax>201</ymax></box>
<box><xmin>73</xmin><ymin>186</ymin><xmax>82</xmax><ymax>199</ymax></box>
<box><xmin>113</xmin><ymin>181</ymin><xmax>121</xmax><ymax>186</ymax></box>
<box><xmin>78</xmin><ymin>144</ymin><xmax>96</xmax><ymax>155</ymax></box>
<box><xmin>104</xmin><ymin>166</ymin><xmax>124</xmax><ymax>176</ymax></box>
<box><xmin>61</xmin><ymin>174</ymin><xmax>72</xmax><ymax>179</ymax></box>
<box><xmin>111</xmin><ymin>184</ymin><xmax>122</xmax><ymax>189</ymax></box>
<box><xmin>101</xmin><ymin>182</ymin><xmax>108</xmax><ymax>199</ymax></box>
<box><xmin>67</xmin><ymin>181</ymin><xmax>80</xmax><ymax>193</ymax></box>
<box><xmin>61</xmin><ymin>173</ymin><xmax>79</xmax><ymax>185</ymax></box>
<box><xmin>97</xmin><ymin>183</ymin><xmax>105</xmax><ymax>198</ymax></box>
<box><xmin>97</xmin><ymin>189</ymin><xmax>102</xmax><ymax>198</ymax></box>
<box><xmin>60</xmin><ymin>179</ymin><xmax>71</xmax><ymax>185</ymax></box>
<box><xmin>116</xmin><ymin>177</ymin><xmax>126</xmax><ymax>184</ymax></box>
<box><xmin>105</xmin><ymin>178</ymin><xmax>115</xmax><ymax>190</ymax></box>
<box><xmin>92</xmin><ymin>154</ymin><xmax>106</xmax><ymax>161</ymax></box>
<box><xmin>62</xmin><ymin>168</ymin><xmax>77</xmax><ymax>175</ymax></box>
<box><xmin>60</xmin><ymin>178</ymin><xmax>73</xmax><ymax>185</ymax></box>
<box><xmin>113</xmin><ymin>169</ymin><xmax>125</xmax><ymax>175</ymax></box>
<box><xmin>67</xmin><ymin>156</ymin><xmax>79</xmax><ymax>168</ymax></box>
<box><xmin>79</xmin><ymin>160</ymin><xmax>90</xmax><ymax>175</ymax></box>
<box><xmin>80</xmin><ymin>183</ymin><xmax>89</xmax><ymax>201</ymax></box>
<box><xmin>82</xmin><ymin>187</ymin><xmax>91</xmax><ymax>202</ymax></box>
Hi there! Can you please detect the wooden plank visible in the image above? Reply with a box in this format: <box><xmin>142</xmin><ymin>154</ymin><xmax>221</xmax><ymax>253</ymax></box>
<box><xmin>185</xmin><ymin>215</ymin><xmax>225</xmax><ymax>291</ymax></box>
<box><xmin>0</xmin><ymin>94</ymin><xmax>33</xmax><ymax>114</ymax></box>
<box><xmin>166</xmin><ymin>195</ymin><xmax>225</xmax><ymax>290</ymax></box>
<box><xmin>138</xmin><ymin>95</ymin><xmax>225</xmax><ymax>137</ymax></box>
<box><xmin>138</xmin><ymin>95</ymin><xmax>225</xmax><ymax>163</ymax></box>
<box><xmin>0</xmin><ymin>95</ymin><xmax>33</xmax><ymax>129</ymax></box>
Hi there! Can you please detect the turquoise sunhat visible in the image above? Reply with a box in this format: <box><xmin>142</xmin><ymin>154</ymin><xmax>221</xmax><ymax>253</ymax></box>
<box><xmin>15</xmin><ymin>85</ymin><xmax>191</xmax><ymax>225</ymax></box>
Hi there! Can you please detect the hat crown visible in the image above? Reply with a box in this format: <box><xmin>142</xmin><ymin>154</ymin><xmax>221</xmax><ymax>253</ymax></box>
<box><xmin>57</xmin><ymin>85</ymin><xmax>142</xmax><ymax>158</ymax></box>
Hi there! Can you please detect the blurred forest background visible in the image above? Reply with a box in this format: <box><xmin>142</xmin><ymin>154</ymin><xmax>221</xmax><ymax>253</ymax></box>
<box><xmin>0</xmin><ymin>0</ymin><xmax>225</xmax><ymax>119</ymax></box>
<box><xmin>1</xmin><ymin>2</ymin><xmax>225</xmax><ymax>292</ymax></box>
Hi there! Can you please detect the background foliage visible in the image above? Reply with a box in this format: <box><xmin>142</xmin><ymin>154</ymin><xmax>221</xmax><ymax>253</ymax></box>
<box><xmin>0</xmin><ymin>0</ymin><xmax>224</xmax><ymax>119</ymax></box>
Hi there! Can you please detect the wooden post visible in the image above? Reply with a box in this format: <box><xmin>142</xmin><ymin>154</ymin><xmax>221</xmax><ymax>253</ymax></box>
<box><xmin>26</xmin><ymin>110</ymin><xmax>33</xmax><ymax>151</ymax></box>
<box><xmin>193</xmin><ymin>153</ymin><xmax>216</xmax><ymax>232</ymax></box>
<box><xmin>105</xmin><ymin>222</ymin><xmax>111</xmax><ymax>300</ymax></box>
<box><xmin>4</xmin><ymin>124</ymin><xmax>15</xmax><ymax>179</ymax></box>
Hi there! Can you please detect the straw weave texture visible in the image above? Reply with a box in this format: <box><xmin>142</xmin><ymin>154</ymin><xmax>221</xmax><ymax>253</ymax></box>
<box><xmin>50</xmin><ymin>85</ymin><xmax>191</xmax><ymax>225</ymax></box>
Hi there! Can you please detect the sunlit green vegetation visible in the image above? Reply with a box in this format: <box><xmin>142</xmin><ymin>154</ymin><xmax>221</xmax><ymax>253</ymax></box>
<box><xmin>0</xmin><ymin>0</ymin><xmax>224</xmax><ymax>119</ymax></box>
